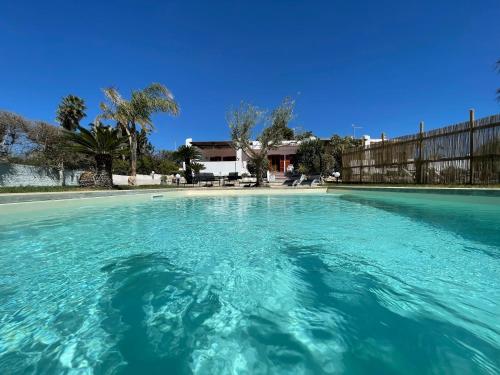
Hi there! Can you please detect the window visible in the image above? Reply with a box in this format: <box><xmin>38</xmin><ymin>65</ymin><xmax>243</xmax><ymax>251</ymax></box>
<box><xmin>223</xmin><ymin>156</ymin><xmax>236</xmax><ymax>161</ymax></box>
<box><xmin>210</xmin><ymin>157</ymin><xmax>222</xmax><ymax>161</ymax></box>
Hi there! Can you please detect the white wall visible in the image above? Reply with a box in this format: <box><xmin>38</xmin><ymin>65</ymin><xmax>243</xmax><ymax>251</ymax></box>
<box><xmin>112</xmin><ymin>174</ymin><xmax>164</xmax><ymax>186</ymax></box>
<box><xmin>200</xmin><ymin>161</ymin><xmax>248</xmax><ymax>176</ymax></box>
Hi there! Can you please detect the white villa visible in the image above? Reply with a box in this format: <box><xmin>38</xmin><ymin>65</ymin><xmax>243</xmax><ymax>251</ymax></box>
<box><xmin>185</xmin><ymin>138</ymin><xmax>303</xmax><ymax>177</ymax></box>
<box><xmin>185</xmin><ymin>135</ymin><xmax>383</xmax><ymax>178</ymax></box>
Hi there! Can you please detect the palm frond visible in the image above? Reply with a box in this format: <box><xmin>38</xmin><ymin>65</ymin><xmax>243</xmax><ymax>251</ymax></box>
<box><xmin>173</xmin><ymin>145</ymin><xmax>202</xmax><ymax>162</ymax></box>
<box><xmin>65</xmin><ymin>124</ymin><xmax>126</xmax><ymax>156</ymax></box>
<box><xmin>56</xmin><ymin>95</ymin><xmax>86</xmax><ymax>131</ymax></box>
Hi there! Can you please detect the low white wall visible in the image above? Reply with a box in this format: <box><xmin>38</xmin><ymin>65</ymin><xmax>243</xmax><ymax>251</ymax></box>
<box><xmin>0</xmin><ymin>163</ymin><xmax>83</xmax><ymax>187</ymax></box>
<box><xmin>112</xmin><ymin>174</ymin><xmax>164</xmax><ymax>186</ymax></box>
<box><xmin>0</xmin><ymin>163</ymin><xmax>170</xmax><ymax>187</ymax></box>
<box><xmin>200</xmin><ymin>161</ymin><xmax>248</xmax><ymax>176</ymax></box>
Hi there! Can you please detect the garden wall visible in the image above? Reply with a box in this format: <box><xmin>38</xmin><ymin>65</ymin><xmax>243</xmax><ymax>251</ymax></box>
<box><xmin>0</xmin><ymin>163</ymin><xmax>169</xmax><ymax>187</ymax></box>
<box><xmin>0</xmin><ymin>163</ymin><xmax>83</xmax><ymax>187</ymax></box>
<box><xmin>112</xmin><ymin>174</ymin><xmax>163</xmax><ymax>185</ymax></box>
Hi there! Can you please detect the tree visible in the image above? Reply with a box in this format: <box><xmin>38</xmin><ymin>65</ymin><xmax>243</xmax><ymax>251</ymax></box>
<box><xmin>294</xmin><ymin>138</ymin><xmax>327</xmax><ymax>175</ymax></box>
<box><xmin>65</xmin><ymin>123</ymin><xmax>126</xmax><ymax>188</ymax></box>
<box><xmin>99</xmin><ymin>83</ymin><xmax>179</xmax><ymax>185</ymax></box>
<box><xmin>261</xmin><ymin>97</ymin><xmax>296</xmax><ymax>141</ymax></box>
<box><xmin>56</xmin><ymin>95</ymin><xmax>86</xmax><ymax>131</ymax></box>
<box><xmin>329</xmin><ymin>135</ymin><xmax>362</xmax><ymax>173</ymax></box>
<box><xmin>155</xmin><ymin>157</ymin><xmax>180</xmax><ymax>175</ymax></box>
<box><xmin>0</xmin><ymin>111</ymin><xmax>31</xmax><ymax>159</ymax></box>
<box><xmin>173</xmin><ymin>145</ymin><xmax>201</xmax><ymax>184</ymax></box>
<box><xmin>24</xmin><ymin>121</ymin><xmax>87</xmax><ymax>183</ymax></box>
<box><xmin>293</xmin><ymin>128</ymin><xmax>314</xmax><ymax>141</ymax></box>
<box><xmin>228</xmin><ymin>98</ymin><xmax>294</xmax><ymax>186</ymax></box>
<box><xmin>190</xmin><ymin>161</ymin><xmax>206</xmax><ymax>179</ymax></box>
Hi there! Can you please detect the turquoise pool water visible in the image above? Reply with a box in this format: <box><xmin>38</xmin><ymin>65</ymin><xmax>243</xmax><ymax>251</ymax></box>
<box><xmin>0</xmin><ymin>192</ymin><xmax>499</xmax><ymax>374</ymax></box>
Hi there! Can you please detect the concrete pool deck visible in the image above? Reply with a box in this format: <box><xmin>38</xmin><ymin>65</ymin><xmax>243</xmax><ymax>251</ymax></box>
<box><xmin>0</xmin><ymin>187</ymin><xmax>327</xmax><ymax>205</ymax></box>
<box><xmin>1</xmin><ymin>184</ymin><xmax>500</xmax><ymax>205</ymax></box>
<box><xmin>327</xmin><ymin>185</ymin><xmax>500</xmax><ymax>197</ymax></box>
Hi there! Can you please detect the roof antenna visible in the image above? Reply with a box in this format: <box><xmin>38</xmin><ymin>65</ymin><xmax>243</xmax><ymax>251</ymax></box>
<box><xmin>352</xmin><ymin>124</ymin><xmax>363</xmax><ymax>138</ymax></box>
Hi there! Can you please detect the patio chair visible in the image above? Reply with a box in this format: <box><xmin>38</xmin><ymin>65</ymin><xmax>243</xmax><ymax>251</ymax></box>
<box><xmin>198</xmin><ymin>173</ymin><xmax>216</xmax><ymax>187</ymax></box>
<box><xmin>225</xmin><ymin>172</ymin><xmax>240</xmax><ymax>186</ymax></box>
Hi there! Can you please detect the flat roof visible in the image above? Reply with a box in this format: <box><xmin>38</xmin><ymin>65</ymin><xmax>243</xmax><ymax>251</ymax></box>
<box><xmin>190</xmin><ymin>141</ymin><xmax>233</xmax><ymax>149</ymax></box>
<box><xmin>190</xmin><ymin>138</ymin><xmax>330</xmax><ymax>149</ymax></box>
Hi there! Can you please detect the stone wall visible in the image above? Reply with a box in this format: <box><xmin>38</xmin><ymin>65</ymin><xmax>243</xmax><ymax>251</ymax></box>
<box><xmin>0</xmin><ymin>163</ymin><xmax>172</xmax><ymax>187</ymax></box>
<box><xmin>0</xmin><ymin>163</ymin><xmax>83</xmax><ymax>187</ymax></box>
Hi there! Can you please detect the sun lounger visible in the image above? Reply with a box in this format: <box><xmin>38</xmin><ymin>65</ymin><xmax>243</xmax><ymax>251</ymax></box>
<box><xmin>224</xmin><ymin>172</ymin><xmax>240</xmax><ymax>186</ymax></box>
<box><xmin>197</xmin><ymin>173</ymin><xmax>217</xmax><ymax>186</ymax></box>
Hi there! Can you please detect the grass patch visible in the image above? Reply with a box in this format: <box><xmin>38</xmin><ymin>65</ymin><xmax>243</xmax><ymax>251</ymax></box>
<box><xmin>0</xmin><ymin>185</ymin><xmax>180</xmax><ymax>194</ymax></box>
<box><xmin>0</xmin><ymin>186</ymin><xmax>94</xmax><ymax>194</ymax></box>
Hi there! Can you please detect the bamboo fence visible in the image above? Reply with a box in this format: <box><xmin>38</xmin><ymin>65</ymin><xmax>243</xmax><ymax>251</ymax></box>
<box><xmin>342</xmin><ymin>111</ymin><xmax>500</xmax><ymax>184</ymax></box>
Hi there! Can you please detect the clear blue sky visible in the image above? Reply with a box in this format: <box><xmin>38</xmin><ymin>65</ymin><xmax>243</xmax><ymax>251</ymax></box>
<box><xmin>0</xmin><ymin>0</ymin><xmax>499</xmax><ymax>150</ymax></box>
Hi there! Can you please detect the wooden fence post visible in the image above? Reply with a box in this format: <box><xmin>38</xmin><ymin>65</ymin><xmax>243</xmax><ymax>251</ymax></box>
<box><xmin>417</xmin><ymin>121</ymin><xmax>424</xmax><ymax>184</ymax></box>
<box><xmin>381</xmin><ymin>133</ymin><xmax>385</xmax><ymax>183</ymax></box>
<box><xmin>469</xmin><ymin>109</ymin><xmax>475</xmax><ymax>185</ymax></box>
<box><xmin>359</xmin><ymin>148</ymin><xmax>363</xmax><ymax>183</ymax></box>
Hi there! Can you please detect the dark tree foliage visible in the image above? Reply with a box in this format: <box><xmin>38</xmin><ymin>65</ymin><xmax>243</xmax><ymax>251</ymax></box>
<box><xmin>329</xmin><ymin>135</ymin><xmax>362</xmax><ymax>172</ymax></box>
<box><xmin>294</xmin><ymin>138</ymin><xmax>330</xmax><ymax>175</ymax></box>
<box><xmin>173</xmin><ymin>145</ymin><xmax>202</xmax><ymax>184</ymax></box>
<box><xmin>65</xmin><ymin>124</ymin><xmax>126</xmax><ymax>188</ymax></box>
<box><xmin>294</xmin><ymin>135</ymin><xmax>362</xmax><ymax>176</ymax></box>
<box><xmin>56</xmin><ymin>95</ymin><xmax>87</xmax><ymax>131</ymax></box>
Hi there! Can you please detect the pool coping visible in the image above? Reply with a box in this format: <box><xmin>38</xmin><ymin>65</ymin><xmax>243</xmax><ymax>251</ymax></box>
<box><xmin>0</xmin><ymin>186</ymin><xmax>328</xmax><ymax>205</ymax></box>
<box><xmin>1</xmin><ymin>184</ymin><xmax>499</xmax><ymax>205</ymax></box>
<box><xmin>327</xmin><ymin>185</ymin><xmax>500</xmax><ymax>197</ymax></box>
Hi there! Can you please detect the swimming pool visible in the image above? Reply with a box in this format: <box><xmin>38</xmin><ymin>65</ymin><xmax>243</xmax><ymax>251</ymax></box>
<box><xmin>0</xmin><ymin>190</ymin><xmax>499</xmax><ymax>374</ymax></box>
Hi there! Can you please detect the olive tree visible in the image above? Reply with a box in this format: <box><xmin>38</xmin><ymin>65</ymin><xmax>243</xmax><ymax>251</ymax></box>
<box><xmin>228</xmin><ymin>98</ymin><xmax>295</xmax><ymax>186</ymax></box>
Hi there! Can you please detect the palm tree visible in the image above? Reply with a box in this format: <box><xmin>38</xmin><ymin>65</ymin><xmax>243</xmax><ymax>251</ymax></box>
<box><xmin>99</xmin><ymin>83</ymin><xmax>179</xmax><ymax>185</ymax></box>
<box><xmin>56</xmin><ymin>95</ymin><xmax>87</xmax><ymax>131</ymax></box>
<box><xmin>65</xmin><ymin>124</ymin><xmax>126</xmax><ymax>188</ymax></box>
<box><xmin>173</xmin><ymin>145</ymin><xmax>201</xmax><ymax>184</ymax></box>
<box><xmin>190</xmin><ymin>161</ymin><xmax>206</xmax><ymax>181</ymax></box>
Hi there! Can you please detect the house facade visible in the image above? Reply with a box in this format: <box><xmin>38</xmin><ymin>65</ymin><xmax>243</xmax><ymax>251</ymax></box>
<box><xmin>185</xmin><ymin>135</ymin><xmax>380</xmax><ymax>177</ymax></box>
<box><xmin>185</xmin><ymin>138</ymin><xmax>301</xmax><ymax>177</ymax></box>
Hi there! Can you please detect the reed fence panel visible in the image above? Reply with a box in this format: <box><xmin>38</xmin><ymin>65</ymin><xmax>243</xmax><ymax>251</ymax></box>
<box><xmin>342</xmin><ymin>113</ymin><xmax>500</xmax><ymax>184</ymax></box>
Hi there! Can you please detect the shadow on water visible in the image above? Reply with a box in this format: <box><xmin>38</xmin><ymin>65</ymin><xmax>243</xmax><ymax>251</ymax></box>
<box><xmin>339</xmin><ymin>194</ymin><xmax>500</xmax><ymax>254</ymax></box>
<box><xmin>98</xmin><ymin>253</ymin><xmax>327</xmax><ymax>374</ymax></box>
<box><xmin>98</xmin><ymin>253</ymin><xmax>221</xmax><ymax>375</ymax></box>
<box><xmin>243</xmin><ymin>314</ymin><xmax>326</xmax><ymax>374</ymax></box>
<box><xmin>283</xmin><ymin>243</ymin><xmax>500</xmax><ymax>375</ymax></box>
